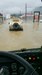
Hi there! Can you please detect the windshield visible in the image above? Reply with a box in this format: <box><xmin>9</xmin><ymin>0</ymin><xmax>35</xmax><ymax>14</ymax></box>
<box><xmin>0</xmin><ymin>0</ymin><xmax>42</xmax><ymax>51</ymax></box>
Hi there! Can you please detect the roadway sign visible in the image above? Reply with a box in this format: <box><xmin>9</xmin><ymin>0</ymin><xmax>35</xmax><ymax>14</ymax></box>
<box><xmin>33</xmin><ymin>11</ymin><xmax>40</xmax><ymax>22</ymax></box>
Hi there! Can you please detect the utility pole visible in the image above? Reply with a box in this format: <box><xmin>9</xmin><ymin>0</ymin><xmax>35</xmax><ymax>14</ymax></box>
<box><xmin>25</xmin><ymin>3</ymin><xmax>27</xmax><ymax>21</ymax></box>
<box><xmin>20</xmin><ymin>10</ymin><xmax>21</xmax><ymax>16</ymax></box>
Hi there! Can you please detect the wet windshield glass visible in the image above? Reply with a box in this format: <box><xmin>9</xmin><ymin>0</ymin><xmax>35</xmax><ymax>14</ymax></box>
<box><xmin>0</xmin><ymin>0</ymin><xmax>42</xmax><ymax>51</ymax></box>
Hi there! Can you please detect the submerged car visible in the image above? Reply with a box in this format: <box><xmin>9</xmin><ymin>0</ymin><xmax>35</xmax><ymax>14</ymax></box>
<box><xmin>9</xmin><ymin>23</ymin><xmax>23</xmax><ymax>31</ymax></box>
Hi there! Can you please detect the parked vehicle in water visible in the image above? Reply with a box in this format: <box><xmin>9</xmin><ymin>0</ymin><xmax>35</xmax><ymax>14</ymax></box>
<box><xmin>9</xmin><ymin>23</ymin><xmax>23</xmax><ymax>31</ymax></box>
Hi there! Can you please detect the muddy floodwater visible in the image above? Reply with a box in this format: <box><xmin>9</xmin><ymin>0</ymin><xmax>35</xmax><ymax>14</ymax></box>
<box><xmin>0</xmin><ymin>19</ymin><xmax>42</xmax><ymax>51</ymax></box>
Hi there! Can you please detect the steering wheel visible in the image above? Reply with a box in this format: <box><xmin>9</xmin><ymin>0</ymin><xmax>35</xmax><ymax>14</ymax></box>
<box><xmin>0</xmin><ymin>52</ymin><xmax>38</xmax><ymax>75</ymax></box>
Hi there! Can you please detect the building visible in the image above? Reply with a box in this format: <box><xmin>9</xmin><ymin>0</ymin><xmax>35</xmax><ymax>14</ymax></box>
<box><xmin>0</xmin><ymin>13</ymin><xmax>3</xmax><ymax>24</ymax></box>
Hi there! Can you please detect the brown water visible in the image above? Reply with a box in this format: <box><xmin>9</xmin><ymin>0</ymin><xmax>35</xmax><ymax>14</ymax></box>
<box><xmin>0</xmin><ymin>20</ymin><xmax>42</xmax><ymax>51</ymax></box>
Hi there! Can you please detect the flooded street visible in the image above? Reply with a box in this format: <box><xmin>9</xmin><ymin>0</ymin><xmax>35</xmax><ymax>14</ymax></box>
<box><xmin>0</xmin><ymin>19</ymin><xmax>42</xmax><ymax>51</ymax></box>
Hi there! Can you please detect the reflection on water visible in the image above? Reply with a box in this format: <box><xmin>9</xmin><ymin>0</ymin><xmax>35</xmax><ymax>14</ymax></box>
<box><xmin>0</xmin><ymin>20</ymin><xmax>42</xmax><ymax>51</ymax></box>
<box><xmin>33</xmin><ymin>22</ymin><xmax>39</xmax><ymax>30</ymax></box>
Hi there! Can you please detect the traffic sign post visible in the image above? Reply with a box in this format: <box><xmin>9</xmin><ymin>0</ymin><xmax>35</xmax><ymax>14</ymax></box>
<box><xmin>33</xmin><ymin>11</ymin><xmax>40</xmax><ymax>22</ymax></box>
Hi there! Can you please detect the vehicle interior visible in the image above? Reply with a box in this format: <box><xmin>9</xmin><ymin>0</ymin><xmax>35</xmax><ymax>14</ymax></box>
<box><xmin>0</xmin><ymin>0</ymin><xmax>42</xmax><ymax>75</ymax></box>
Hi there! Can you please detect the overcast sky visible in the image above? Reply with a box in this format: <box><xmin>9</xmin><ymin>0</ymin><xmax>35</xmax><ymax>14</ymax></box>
<box><xmin>0</xmin><ymin>0</ymin><xmax>42</xmax><ymax>14</ymax></box>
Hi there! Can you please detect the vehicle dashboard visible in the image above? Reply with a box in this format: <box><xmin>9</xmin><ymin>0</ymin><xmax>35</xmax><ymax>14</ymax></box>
<box><xmin>10</xmin><ymin>47</ymin><xmax>42</xmax><ymax>75</ymax></box>
<box><xmin>0</xmin><ymin>47</ymin><xmax>42</xmax><ymax>75</ymax></box>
